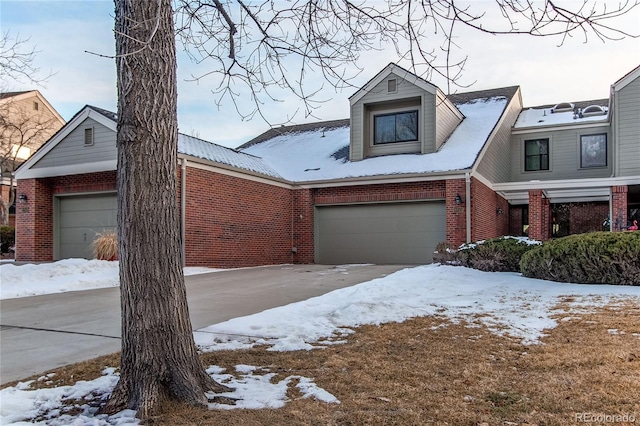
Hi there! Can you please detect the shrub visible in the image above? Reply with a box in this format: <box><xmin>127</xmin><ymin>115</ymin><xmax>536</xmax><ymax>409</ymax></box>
<box><xmin>432</xmin><ymin>241</ymin><xmax>460</xmax><ymax>265</ymax></box>
<box><xmin>0</xmin><ymin>226</ymin><xmax>15</xmax><ymax>253</ymax></box>
<box><xmin>92</xmin><ymin>231</ymin><xmax>118</xmax><ymax>261</ymax></box>
<box><xmin>433</xmin><ymin>236</ymin><xmax>540</xmax><ymax>272</ymax></box>
<box><xmin>460</xmin><ymin>237</ymin><xmax>541</xmax><ymax>272</ymax></box>
<box><xmin>520</xmin><ymin>232</ymin><xmax>640</xmax><ymax>285</ymax></box>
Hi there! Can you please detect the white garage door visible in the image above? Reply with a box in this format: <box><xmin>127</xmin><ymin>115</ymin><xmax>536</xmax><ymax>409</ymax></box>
<box><xmin>315</xmin><ymin>201</ymin><xmax>446</xmax><ymax>265</ymax></box>
<box><xmin>56</xmin><ymin>193</ymin><xmax>117</xmax><ymax>260</ymax></box>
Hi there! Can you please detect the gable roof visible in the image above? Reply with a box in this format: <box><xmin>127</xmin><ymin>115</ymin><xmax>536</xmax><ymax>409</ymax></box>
<box><xmin>16</xmin><ymin>105</ymin><xmax>282</xmax><ymax>180</ymax></box>
<box><xmin>349</xmin><ymin>62</ymin><xmax>439</xmax><ymax>105</ymax></box>
<box><xmin>612</xmin><ymin>63</ymin><xmax>640</xmax><ymax>91</ymax></box>
<box><xmin>0</xmin><ymin>90</ymin><xmax>65</xmax><ymax>124</ymax></box>
<box><xmin>240</xmin><ymin>86</ymin><xmax>519</xmax><ymax>183</ymax></box>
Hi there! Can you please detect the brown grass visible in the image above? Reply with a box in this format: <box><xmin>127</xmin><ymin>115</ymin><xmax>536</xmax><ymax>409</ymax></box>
<box><xmin>5</xmin><ymin>301</ymin><xmax>639</xmax><ymax>426</ymax></box>
<box><xmin>92</xmin><ymin>231</ymin><xmax>118</xmax><ymax>260</ymax></box>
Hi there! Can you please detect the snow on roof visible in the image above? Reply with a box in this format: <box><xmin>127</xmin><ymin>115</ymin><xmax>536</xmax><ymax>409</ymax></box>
<box><xmin>514</xmin><ymin>100</ymin><xmax>609</xmax><ymax>129</ymax></box>
<box><xmin>178</xmin><ymin>134</ymin><xmax>282</xmax><ymax>179</ymax></box>
<box><xmin>241</xmin><ymin>96</ymin><xmax>509</xmax><ymax>182</ymax></box>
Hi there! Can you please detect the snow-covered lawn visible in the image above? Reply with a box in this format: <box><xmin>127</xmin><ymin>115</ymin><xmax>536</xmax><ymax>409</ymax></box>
<box><xmin>0</xmin><ymin>259</ymin><xmax>222</xmax><ymax>300</ymax></box>
<box><xmin>1</xmin><ymin>260</ymin><xmax>639</xmax><ymax>425</ymax></box>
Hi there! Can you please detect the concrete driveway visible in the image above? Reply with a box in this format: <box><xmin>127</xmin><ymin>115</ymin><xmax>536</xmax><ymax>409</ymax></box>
<box><xmin>0</xmin><ymin>264</ymin><xmax>407</xmax><ymax>385</ymax></box>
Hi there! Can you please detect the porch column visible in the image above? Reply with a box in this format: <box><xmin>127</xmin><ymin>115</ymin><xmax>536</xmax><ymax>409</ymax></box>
<box><xmin>528</xmin><ymin>189</ymin><xmax>549</xmax><ymax>241</ymax></box>
<box><xmin>611</xmin><ymin>185</ymin><xmax>628</xmax><ymax>231</ymax></box>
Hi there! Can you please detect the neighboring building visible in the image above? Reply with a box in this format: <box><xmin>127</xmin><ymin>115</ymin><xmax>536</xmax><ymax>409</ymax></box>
<box><xmin>13</xmin><ymin>64</ymin><xmax>640</xmax><ymax>266</ymax></box>
<box><xmin>1</xmin><ymin>90</ymin><xmax>65</xmax><ymax>227</ymax></box>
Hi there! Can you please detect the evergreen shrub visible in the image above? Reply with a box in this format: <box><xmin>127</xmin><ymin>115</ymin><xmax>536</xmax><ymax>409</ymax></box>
<box><xmin>520</xmin><ymin>231</ymin><xmax>640</xmax><ymax>285</ymax></box>
<box><xmin>0</xmin><ymin>226</ymin><xmax>15</xmax><ymax>253</ymax></box>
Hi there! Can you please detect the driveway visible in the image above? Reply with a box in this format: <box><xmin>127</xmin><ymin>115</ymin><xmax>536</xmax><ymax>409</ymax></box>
<box><xmin>0</xmin><ymin>264</ymin><xmax>407</xmax><ymax>385</ymax></box>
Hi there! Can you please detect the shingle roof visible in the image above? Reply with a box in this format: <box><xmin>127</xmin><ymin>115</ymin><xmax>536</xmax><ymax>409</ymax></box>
<box><xmin>239</xmin><ymin>118</ymin><xmax>350</xmax><ymax>149</ymax></box>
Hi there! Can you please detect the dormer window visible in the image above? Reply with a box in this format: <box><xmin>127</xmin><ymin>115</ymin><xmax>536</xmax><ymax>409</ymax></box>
<box><xmin>551</xmin><ymin>102</ymin><xmax>574</xmax><ymax>113</ymax></box>
<box><xmin>374</xmin><ymin>110</ymin><xmax>418</xmax><ymax>144</ymax></box>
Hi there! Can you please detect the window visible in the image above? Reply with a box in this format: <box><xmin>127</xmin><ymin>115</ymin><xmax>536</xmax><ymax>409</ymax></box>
<box><xmin>524</xmin><ymin>138</ymin><xmax>549</xmax><ymax>171</ymax></box>
<box><xmin>84</xmin><ymin>127</ymin><xmax>94</xmax><ymax>146</ymax></box>
<box><xmin>387</xmin><ymin>78</ymin><xmax>397</xmax><ymax>93</ymax></box>
<box><xmin>373</xmin><ymin>110</ymin><xmax>418</xmax><ymax>145</ymax></box>
<box><xmin>33</xmin><ymin>101</ymin><xmax>39</xmax><ymax>111</ymax></box>
<box><xmin>580</xmin><ymin>134</ymin><xmax>607</xmax><ymax>168</ymax></box>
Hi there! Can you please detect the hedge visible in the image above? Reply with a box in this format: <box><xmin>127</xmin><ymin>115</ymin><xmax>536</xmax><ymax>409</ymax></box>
<box><xmin>0</xmin><ymin>226</ymin><xmax>15</xmax><ymax>253</ymax></box>
<box><xmin>520</xmin><ymin>231</ymin><xmax>640</xmax><ymax>285</ymax></box>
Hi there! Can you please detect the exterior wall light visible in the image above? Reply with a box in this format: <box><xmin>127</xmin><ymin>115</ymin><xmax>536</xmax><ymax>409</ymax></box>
<box><xmin>455</xmin><ymin>193</ymin><xmax>462</xmax><ymax>205</ymax></box>
<box><xmin>18</xmin><ymin>194</ymin><xmax>28</xmax><ymax>203</ymax></box>
<box><xmin>496</xmin><ymin>207</ymin><xmax>504</xmax><ymax>215</ymax></box>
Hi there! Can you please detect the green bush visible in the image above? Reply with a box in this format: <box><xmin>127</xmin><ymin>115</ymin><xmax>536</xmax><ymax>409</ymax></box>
<box><xmin>433</xmin><ymin>237</ymin><xmax>541</xmax><ymax>272</ymax></box>
<box><xmin>0</xmin><ymin>226</ymin><xmax>15</xmax><ymax>253</ymax></box>
<box><xmin>520</xmin><ymin>232</ymin><xmax>640</xmax><ymax>285</ymax></box>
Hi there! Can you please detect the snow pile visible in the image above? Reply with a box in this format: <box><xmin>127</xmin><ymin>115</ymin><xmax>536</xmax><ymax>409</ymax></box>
<box><xmin>195</xmin><ymin>264</ymin><xmax>640</xmax><ymax>351</ymax></box>
<box><xmin>0</xmin><ymin>260</ymin><xmax>222</xmax><ymax>300</ymax></box>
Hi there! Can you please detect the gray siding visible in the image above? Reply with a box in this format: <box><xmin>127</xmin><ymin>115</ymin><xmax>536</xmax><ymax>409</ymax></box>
<box><xmin>615</xmin><ymin>74</ymin><xmax>640</xmax><ymax>176</ymax></box>
<box><xmin>32</xmin><ymin>118</ymin><xmax>116</xmax><ymax>168</ymax></box>
<box><xmin>509</xmin><ymin>125</ymin><xmax>612</xmax><ymax>182</ymax></box>
<box><xmin>349</xmin><ymin>72</ymin><xmax>436</xmax><ymax>159</ymax></box>
<box><xmin>435</xmin><ymin>91</ymin><xmax>463</xmax><ymax>150</ymax></box>
<box><xmin>476</xmin><ymin>93</ymin><xmax>522</xmax><ymax>183</ymax></box>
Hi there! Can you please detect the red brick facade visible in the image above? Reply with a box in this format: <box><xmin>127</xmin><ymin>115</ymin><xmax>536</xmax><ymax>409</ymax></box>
<box><xmin>471</xmin><ymin>178</ymin><xmax>509</xmax><ymax>242</ymax></box>
<box><xmin>16</xmin><ymin>172</ymin><xmax>117</xmax><ymax>262</ymax></box>
<box><xmin>183</xmin><ymin>167</ymin><xmax>294</xmax><ymax>267</ymax></box>
<box><xmin>14</xmin><ymin>165</ymin><xmax>633</xmax><ymax>265</ymax></box>
<box><xmin>611</xmin><ymin>186</ymin><xmax>628</xmax><ymax>231</ymax></box>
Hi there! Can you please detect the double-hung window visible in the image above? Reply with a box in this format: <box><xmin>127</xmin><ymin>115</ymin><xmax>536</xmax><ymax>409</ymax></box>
<box><xmin>373</xmin><ymin>110</ymin><xmax>418</xmax><ymax>145</ymax></box>
<box><xmin>524</xmin><ymin>138</ymin><xmax>549</xmax><ymax>171</ymax></box>
<box><xmin>580</xmin><ymin>134</ymin><xmax>607</xmax><ymax>168</ymax></box>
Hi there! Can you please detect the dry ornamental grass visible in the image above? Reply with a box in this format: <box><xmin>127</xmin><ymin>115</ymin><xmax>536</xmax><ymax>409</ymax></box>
<box><xmin>5</xmin><ymin>299</ymin><xmax>639</xmax><ymax>425</ymax></box>
<box><xmin>91</xmin><ymin>231</ymin><xmax>118</xmax><ymax>261</ymax></box>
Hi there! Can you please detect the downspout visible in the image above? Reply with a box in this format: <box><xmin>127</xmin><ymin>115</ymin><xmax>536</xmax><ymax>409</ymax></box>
<box><xmin>609</xmin><ymin>85</ymin><xmax>616</xmax><ymax>232</ymax></box>
<box><xmin>181</xmin><ymin>157</ymin><xmax>187</xmax><ymax>267</ymax></box>
<box><xmin>465</xmin><ymin>172</ymin><xmax>471</xmax><ymax>243</ymax></box>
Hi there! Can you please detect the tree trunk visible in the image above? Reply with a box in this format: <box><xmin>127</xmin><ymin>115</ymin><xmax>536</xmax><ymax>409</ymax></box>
<box><xmin>103</xmin><ymin>0</ymin><xmax>228</xmax><ymax>418</ymax></box>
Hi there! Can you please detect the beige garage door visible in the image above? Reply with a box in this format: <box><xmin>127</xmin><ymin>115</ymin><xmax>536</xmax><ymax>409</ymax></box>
<box><xmin>56</xmin><ymin>193</ymin><xmax>117</xmax><ymax>260</ymax></box>
<box><xmin>315</xmin><ymin>201</ymin><xmax>446</xmax><ymax>265</ymax></box>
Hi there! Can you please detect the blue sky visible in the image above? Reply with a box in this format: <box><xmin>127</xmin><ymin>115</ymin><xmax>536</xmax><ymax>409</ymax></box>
<box><xmin>2</xmin><ymin>1</ymin><xmax>639</xmax><ymax>148</ymax></box>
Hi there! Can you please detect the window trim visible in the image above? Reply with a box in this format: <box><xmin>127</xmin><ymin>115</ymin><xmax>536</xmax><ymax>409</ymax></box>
<box><xmin>524</xmin><ymin>137</ymin><xmax>550</xmax><ymax>172</ymax></box>
<box><xmin>84</xmin><ymin>127</ymin><xmax>95</xmax><ymax>146</ymax></box>
<box><xmin>372</xmin><ymin>109</ymin><xmax>419</xmax><ymax>146</ymax></box>
<box><xmin>579</xmin><ymin>133</ymin><xmax>607</xmax><ymax>169</ymax></box>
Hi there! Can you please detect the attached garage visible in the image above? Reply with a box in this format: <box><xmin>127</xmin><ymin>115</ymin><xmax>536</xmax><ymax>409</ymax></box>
<box><xmin>314</xmin><ymin>201</ymin><xmax>446</xmax><ymax>265</ymax></box>
<box><xmin>55</xmin><ymin>192</ymin><xmax>117</xmax><ymax>260</ymax></box>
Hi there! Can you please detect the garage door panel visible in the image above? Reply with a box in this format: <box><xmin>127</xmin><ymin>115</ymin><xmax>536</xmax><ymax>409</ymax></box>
<box><xmin>57</xmin><ymin>194</ymin><xmax>117</xmax><ymax>260</ymax></box>
<box><xmin>315</xmin><ymin>202</ymin><xmax>445</xmax><ymax>265</ymax></box>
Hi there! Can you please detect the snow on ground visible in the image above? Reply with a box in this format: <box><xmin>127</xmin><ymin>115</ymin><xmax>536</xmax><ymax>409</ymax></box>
<box><xmin>1</xmin><ymin>261</ymin><xmax>639</xmax><ymax>425</ymax></box>
<box><xmin>0</xmin><ymin>260</ymin><xmax>222</xmax><ymax>300</ymax></box>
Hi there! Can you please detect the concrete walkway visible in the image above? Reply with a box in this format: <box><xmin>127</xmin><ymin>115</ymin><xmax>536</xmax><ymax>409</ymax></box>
<box><xmin>0</xmin><ymin>264</ymin><xmax>407</xmax><ymax>385</ymax></box>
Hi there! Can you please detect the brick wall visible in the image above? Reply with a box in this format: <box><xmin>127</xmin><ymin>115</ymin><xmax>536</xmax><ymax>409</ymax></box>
<box><xmin>471</xmin><ymin>178</ymin><xmax>509</xmax><ymax>242</ymax></box>
<box><xmin>528</xmin><ymin>189</ymin><xmax>549</xmax><ymax>241</ymax></box>
<box><xmin>292</xmin><ymin>188</ymin><xmax>315</xmax><ymax>263</ymax></box>
<box><xmin>611</xmin><ymin>185</ymin><xmax>628</xmax><ymax>231</ymax></box>
<box><xmin>315</xmin><ymin>181</ymin><xmax>446</xmax><ymax>205</ymax></box>
<box><xmin>16</xmin><ymin>178</ymin><xmax>54</xmax><ymax>261</ymax></box>
<box><xmin>183</xmin><ymin>167</ymin><xmax>293</xmax><ymax>267</ymax></box>
<box><xmin>445</xmin><ymin>179</ymin><xmax>466</xmax><ymax>246</ymax></box>
<box><xmin>16</xmin><ymin>172</ymin><xmax>117</xmax><ymax>262</ymax></box>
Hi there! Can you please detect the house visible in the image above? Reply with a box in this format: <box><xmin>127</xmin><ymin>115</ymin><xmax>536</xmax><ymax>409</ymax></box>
<box><xmin>13</xmin><ymin>63</ymin><xmax>640</xmax><ymax>266</ymax></box>
<box><xmin>1</xmin><ymin>90</ymin><xmax>65</xmax><ymax>227</ymax></box>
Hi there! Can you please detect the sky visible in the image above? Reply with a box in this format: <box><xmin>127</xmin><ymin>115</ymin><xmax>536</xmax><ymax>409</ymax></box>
<box><xmin>1</xmin><ymin>258</ymin><xmax>639</xmax><ymax>424</ymax></box>
<box><xmin>1</xmin><ymin>1</ymin><xmax>639</xmax><ymax>148</ymax></box>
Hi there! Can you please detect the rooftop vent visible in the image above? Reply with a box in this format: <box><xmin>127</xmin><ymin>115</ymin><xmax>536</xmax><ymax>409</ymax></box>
<box><xmin>551</xmin><ymin>102</ymin><xmax>574</xmax><ymax>113</ymax></box>
<box><xmin>581</xmin><ymin>105</ymin><xmax>607</xmax><ymax>117</ymax></box>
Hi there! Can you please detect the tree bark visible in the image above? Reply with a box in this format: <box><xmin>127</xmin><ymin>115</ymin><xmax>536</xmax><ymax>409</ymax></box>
<box><xmin>103</xmin><ymin>0</ymin><xmax>227</xmax><ymax>418</ymax></box>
